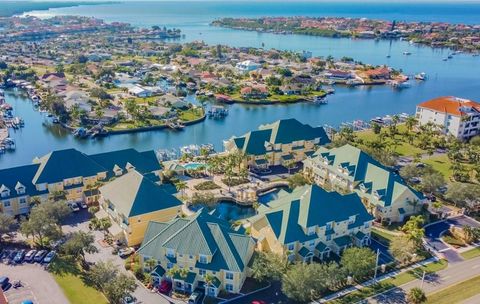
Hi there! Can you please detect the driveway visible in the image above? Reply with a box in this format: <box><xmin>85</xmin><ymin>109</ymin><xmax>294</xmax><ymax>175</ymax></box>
<box><xmin>424</xmin><ymin>215</ymin><xmax>480</xmax><ymax>263</ymax></box>
<box><xmin>0</xmin><ymin>263</ymin><xmax>69</xmax><ymax>304</ymax></box>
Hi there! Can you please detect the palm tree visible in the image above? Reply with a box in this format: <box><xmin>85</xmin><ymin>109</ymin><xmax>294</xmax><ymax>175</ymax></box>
<box><xmin>405</xmin><ymin>116</ymin><xmax>418</xmax><ymax>132</ymax></box>
<box><xmin>176</xmin><ymin>181</ymin><xmax>188</xmax><ymax>198</ymax></box>
<box><xmin>144</xmin><ymin>259</ymin><xmax>157</xmax><ymax>272</ymax></box>
<box><xmin>407</xmin><ymin>287</ymin><xmax>427</xmax><ymax>304</ymax></box>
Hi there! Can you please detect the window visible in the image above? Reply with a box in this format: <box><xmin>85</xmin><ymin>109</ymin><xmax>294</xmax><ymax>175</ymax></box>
<box><xmin>348</xmin><ymin>216</ymin><xmax>355</xmax><ymax>224</ymax></box>
<box><xmin>225</xmin><ymin>284</ymin><xmax>234</xmax><ymax>292</ymax></box>
<box><xmin>167</xmin><ymin>262</ymin><xmax>173</xmax><ymax>269</ymax></box>
<box><xmin>326</xmin><ymin>222</ymin><xmax>333</xmax><ymax>231</ymax></box>
<box><xmin>19</xmin><ymin>198</ymin><xmax>27</xmax><ymax>205</ymax></box>
<box><xmin>225</xmin><ymin>272</ymin><xmax>234</xmax><ymax>280</ymax></box>
<box><xmin>307</xmin><ymin>226</ymin><xmax>316</xmax><ymax>236</ymax></box>
<box><xmin>3</xmin><ymin>201</ymin><xmax>10</xmax><ymax>207</ymax></box>
<box><xmin>0</xmin><ymin>190</ymin><xmax>9</xmax><ymax>198</ymax></box>
<box><xmin>199</xmin><ymin>255</ymin><xmax>208</xmax><ymax>264</ymax></box>
<box><xmin>166</xmin><ymin>248</ymin><xmax>175</xmax><ymax>258</ymax></box>
<box><xmin>326</xmin><ymin>234</ymin><xmax>331</xmax><ymax>241</ymax></box>
<box><xmin>199</xmin><ymin>269</ymin><xmax>206</xmax><ymax>276</ymax></box>
<box><xmin>287</xmin><ymin>243</ymin><xmax>295</xmax><ymax>251</ymax></box>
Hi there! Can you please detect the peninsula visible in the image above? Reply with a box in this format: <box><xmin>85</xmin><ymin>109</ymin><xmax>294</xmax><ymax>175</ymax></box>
<box><xmin>212</xmin><ymin>17</ymin><xmax>480</xmax><ymax>53</ymax></box>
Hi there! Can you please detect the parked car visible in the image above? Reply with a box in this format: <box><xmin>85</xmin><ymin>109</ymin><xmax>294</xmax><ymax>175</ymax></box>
<box><xmin>79</xmin><ymin>201</ymin><xmax>88</xmax><ymax>209</ymax></box>
<box><xmin>118</xmin><ymin>247</ymin><xmax>135</xmax><ymax>258</ymax></box>
<box><xmin>43</xmin><ymin>251</ymin><xmax>56</xmax><ymax>264</ymax></box>
<box><xmin>34</xmin><ymin>250</ymin><xmax>48</xmax><ymax>263</ymax></box>
<box><xmin>121</xmin><ymin>294</ymin><xmax>136</xmax><ymax>304</ymax></box>
<box><xmin>0</xmin><ymin>276</ymin><xmax>9</xmax><ymax>291</ymax></box>
<box><xmin>24</xmin><ymin>250</ymin><xmax>37</xmax><ymax>263</ymax></box>
<box><xmin>13</xmin><ymin>249</ymin><xmax>26</xmax><ymax>263</ymax></box>
<box><xmin>68</xmin><ymin>202</ymin><xmax>80</xmax><ymax>212</ymax></box>
<box><xmin>188</xmin><ymin>291</ymin><xmax>203</xmax><ymax>304</ymax></box>
<box><xmin>1</xmin><ymin>250</ymin><xmax>10</xmax><ymax>261</ymax></box>
<box><xmin>50</xmin><ymin>237</ymin><xmax>66</xmax><ymax>249</ymax></box>
<box><xmin>158</xmin><ymin>280</ymin><xmax>172</xmax><ymax>295</ymax></box>
<box><xmin>21</xmin><ymin>301</ymin><xmax>34</xmax><ymax>304</ymax></box>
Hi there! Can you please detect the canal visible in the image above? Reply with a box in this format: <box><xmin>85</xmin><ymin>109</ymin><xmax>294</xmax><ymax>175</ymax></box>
<box><xmin>2</xmin><ymin>1</ymin><xmax>479</xmax><ymax>168</ymax></box>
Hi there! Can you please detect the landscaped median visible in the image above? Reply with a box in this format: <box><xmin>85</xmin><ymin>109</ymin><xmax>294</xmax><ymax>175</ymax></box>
<box><xmin>426</xmin><ymin>275</ymin><xmax>480</xmax><ymax>304</ymax></box>
<box><xmin>330</xmin><ymin>259</ymin><xmax>448</xmax><ymax>304</ymax></box>
<box><xmin>460</xmin><ymin>247</ymin><xmax>480</xmax><ymax>260</ymax></box>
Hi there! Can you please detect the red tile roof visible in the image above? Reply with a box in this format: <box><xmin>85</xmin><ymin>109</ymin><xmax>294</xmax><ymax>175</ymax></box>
<box><xmin>418</xmin><ymin>96</ymin><xmax>480</xmax><ymax>116</ymax></box>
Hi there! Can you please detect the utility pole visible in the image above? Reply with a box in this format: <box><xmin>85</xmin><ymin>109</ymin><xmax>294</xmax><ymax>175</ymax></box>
<box><xmin>373</xmin><ymin>248</ymin><xmax>380</xmax><ymax>282</ymax></box>
<box><xmin>421</xmin><ymin>270</ymin><xmax>426</xmax><ymax>288</ymax></box>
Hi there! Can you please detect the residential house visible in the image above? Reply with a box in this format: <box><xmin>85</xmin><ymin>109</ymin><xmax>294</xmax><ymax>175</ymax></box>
<box><xmin>303</xmin><ymin>144</ymin><xmax>425</xmax><ymax>223</ymax></box>
<box><xmin>224</xmin><ymin>118</ymin><xmax>330</xmax><ymax>169</ymax></box>
<box><xmin>98</xmin><ymin>170</ymin><xmax>182</xmax><ymax>246</ymax></box>
<box><xmin>240</xmin><ymin>85</ymin><xmax>268</xmax><ymax>99</ymax></box>
<box><xmin>137</xmin><ymin>209</ymin><xmax>255</xmax><ymax>297</ymax></box>
<box><xmin>235</xmin><ymin>60</ymin><xmax>260</xmax><ymax>73</ymax></box>
<box><xmin>62</xmin><ymin>90</ymin><xmax>92</xmax><ymax>112</ymax></box>
<box><xmin>415</xmin><ymin>96</ymin><xmax>480</xmax><ymax>140</ymax></box>
<box><xmin>128</xmin><ymin>85</ymin><xmax>152</xmax><ymax>98</ymax></box>
<box><xmin>250</xmin><ymin>184</ymin><xmax>373</xmax><ymax>262</ymax></box>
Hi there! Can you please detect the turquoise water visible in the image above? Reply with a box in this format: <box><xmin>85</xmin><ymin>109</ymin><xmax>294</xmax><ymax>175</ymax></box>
<box><xmin>1</xmin><ymin>1</ymin><xmax>479</xmax><ymax>168</ymax></box>
<box><xmin>183</xmin><ymin>162</ymin><xmax>207</xmax><ymax>170</ymax></box>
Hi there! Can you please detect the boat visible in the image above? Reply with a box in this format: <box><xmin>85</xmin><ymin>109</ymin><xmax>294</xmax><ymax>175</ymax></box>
<box><xmin>403</xmin><ymin>51</ymin><xmax>412</xmax><ymax>55</ymax></box>
<box><xmin>443</xmin><ymin>58</ymin><xmax>448</xmax><ymax>61</ymax></box>
<box><xmin>386</xmin><ymin>55</ymin><xmax>391</xmax><ymax>58</ymax></box>
<box><xmin>313</xmin><ymin>95</ymin><xmax>327</xmax><ymax>104</ymax></box>
<box><xmin>52</xmin><ymin>117</ymin><xmax>60</xmax><ymax>124</ymax></box>
<box><xmin>415</xmin><ymin>72</ymin><xmax>427</xmax><ymax>81</ymax></box>
<box><xmin>448</xmin><ymin>54</ymin><xmax>453</xmax><ymax>59</ymax></box>
<box><xmin>207</xmin><ymin>106</ymin><xmax>228</xmax><ymax>118</ymax></box>
<box><xmin>73</xmin><ymin>127</ymin><xmax>89</xmax><ymax>138</ymax></box>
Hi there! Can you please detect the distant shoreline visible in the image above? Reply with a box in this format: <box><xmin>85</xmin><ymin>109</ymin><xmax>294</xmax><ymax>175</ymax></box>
<box><xmin>2</xmin><ymin>1</ymin><xmax>117</xmax><ymax>17</ymax></box>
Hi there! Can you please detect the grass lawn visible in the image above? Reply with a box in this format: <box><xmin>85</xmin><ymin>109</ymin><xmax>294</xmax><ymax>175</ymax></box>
<box><xmin>49</xmin><ymin>257</ymin><xmax>108</xmax><ymax>304</ymax></box>
<box><xmin>461</xmin><ymin>247</ymin><xmax>480</xmax><ymax>260</ymax></box>
<box><xmin>382</xmin><ymin>259</ymin><xmax>448</xmax><ymax>287</ymax></box>
<box><xmin>426</xmin><ymin>275</ymin><xmax>480</xmax><ymax>304</ymax></box>
<box><xmin>355</xmin><ymin>125</ymin><xmax>426</xmax><ymax>157</ymax></box>
<box><xmin>371</xmin><ymin>228</ymin><xmax>396</xmax><ymax>246</ymax></box>
<box><xmin>179</xmin><ymin>108</ymin><xmax>204</xmax><ymax>121</ymax></box>
<box><xmin>423</xmin><ymin>154</ymin><xmax>454</xmax><ymax>179</ymax></box>
<box><xmin>331</xmin><ymin>260</ymin><xmax>448</xmax><ymax>304</ymax></box>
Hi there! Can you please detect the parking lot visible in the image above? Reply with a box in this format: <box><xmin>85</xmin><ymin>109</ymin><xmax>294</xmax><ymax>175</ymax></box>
<box><xmin>0</xmin><ymin>263</ymin><xmax>69</xmax><ymax>304</ymax></box>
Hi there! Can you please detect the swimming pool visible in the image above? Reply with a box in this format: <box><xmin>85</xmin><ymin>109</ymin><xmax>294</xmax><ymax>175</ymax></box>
<box><xmin>183</xmin><ymin>162</ymin><xmax>207</xmax><ymax>170</ymax></box>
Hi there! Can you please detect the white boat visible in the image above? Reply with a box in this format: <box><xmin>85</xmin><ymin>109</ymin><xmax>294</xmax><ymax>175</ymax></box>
<box><xmin>403</xmin><ymin>51</ymin><xmax>412</xmax><ymax>55</ymax></box>
<box><xmin>313</xmin><ymin>95</ymin><xmax>327</xmax><ymax>104</ymax></box>
<box><xmin>415</xmin><ymin>72</ymin><xmax>427</xmax><ymax>81</ymax></box>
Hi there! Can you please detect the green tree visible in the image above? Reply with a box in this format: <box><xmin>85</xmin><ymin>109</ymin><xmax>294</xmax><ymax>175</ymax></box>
<box><xmin>371</xmin><ymin>122</ymin><xmax>382</xmax><ymax>134</ymax></box>
<box><xmin>20</xmin><ymin>201</ymin><xmax>71</xmax><ymax>247</ymax></box>
<box><xmin>287</xmin><ymin>173</ymin><xmax>309</xmax><ymax>189</ymax></box>
<box><xmin>402</xmin><ymin>216</ymin><xmax>425</xmax><ymax>245</ymax></box>
<box><xmin>420</xmin><ymin>172</ymin><xmax>444</xmax><ymax>193</ymax></box>
<box><xmin>340</xmin><ymin>247</ymin><xmax>376</xmax><ymax>281</ymax></box>
<box><xmin>251</xmin><ymin>252</ymin><xmax>289</xmax><ymax>283</ymax></box>
<box><xmin>390</xmin><ymin>236</ymin><xmax>418</xmax><ymax>264</ymax></box>
<box><xmin>62</xmin><ymin>231</ymin><xmax>98</xmax><ymax>266</ymax></box>
<box><xmin>407</xmin><ymin>287</ymin><xmax>427</xmax><ymax>304</ymax></box>
<box><xmin>89</xmin><ymin>260</ymin><xmax>137</xmax><ymax>303</ymax></box>
<box><xmin>0</xmin><ymin>213</ymin><xmax>16</xmax><ymax>243</ymax></box>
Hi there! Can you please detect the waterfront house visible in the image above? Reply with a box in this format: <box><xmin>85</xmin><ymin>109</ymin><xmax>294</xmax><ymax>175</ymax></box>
<box><xmin>324</xmin><ymin>69</ymin><xmax>353</xmax><ymax>81</ymax></box>
<box><xmin>62</xmin><ymin>90</ymin><xmax>92</xmax><ymax>112</ymax></box>
<box><xmin>128</xmin><ymin>85</ymin><xmax>152</xmax><ymax>98</ymax></box>
<box><xmin>223</xmin><ymin>118</ymin><xmax>330</xmax><ymax>169</ymax></box>
<box><xmin>416</xmin><ymin>96</ymin><xmax>480</xmax><ymax>140</ymax></box>
<box><xmin>137</xmin><ymin>209</ymin><xmax>255</xmax><ymax>297</ymax></box>
<box><xmin>0</xmin><ymin>148</ymin><xmax>162</xmax><ymax>216</ymax></box>
<box><xmin>98</xmin><ymin>170</ymin><xmax>182</xmax><ymax>246</ymax></box>
<box><xmin>240</xmin><ymin>85</ymin><xmax>268</xmax><ymax>99</ymax></box>
<box><xmin>235</xmin><ymin>60</ymin><xmax>261</xmax><ymax>73</ymax></box>
<box><xmin>303</xmin><ymin>144</ymin><xmax>425</xmax><ymax>223</ymax></box>
<box><xmin>250</xmin><ymin>184</ymin><xmax>373</xmax><ymax>261</ymax></box>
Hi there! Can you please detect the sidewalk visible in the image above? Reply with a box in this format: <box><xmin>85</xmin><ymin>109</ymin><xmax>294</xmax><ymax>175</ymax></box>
<box><xmin>365</xmin><ymin>256</ymin><xmax>480</xmax><ymax>303</ymax></box>
<box><xmin>318</xmin><ymin>257</ymin><xmax>438</xmax><ymax>303</ymax></box>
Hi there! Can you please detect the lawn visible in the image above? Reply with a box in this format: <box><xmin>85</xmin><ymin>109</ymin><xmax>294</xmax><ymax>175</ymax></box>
<box><xmin>355</xmin><ymin>125</ymin><xmax>426</xmax><ymax>157</ymax></box>
<box><xmin>426</xmin><ymin>275</ymin><xmax>480</xmax><ymax>304</ymax></box>
<box><xmin>331</xmin><ymin>259</ymin><xmax>448</xmax><ymax>304</ymax></box>
<box><xmin>179</xmin><ymin>108</ymin><xmax>204</xmax><ymax>121</ymax></box>
<box><xmin>423</xmin><ymin>154</ymin><xmax>454</xmax><ymax>179</ymax></box>
<box><xmin>49</xmin><ymin>257</ymin><xmax>108</xmax><ymax>304</ymax></box>
<box><xmin>371</xmin><ymin>228</ymin><xmax>396</xmax><ymax>246</ymax></box>
<box><xmin>460</xmin><ymin>247</ymin><xmax>480</xmax><ymax>260</ymax></box>
<box><xmin>382</xmin><ymin>259</ymin><xmax>448</xmax><ymax>286</ymax></box>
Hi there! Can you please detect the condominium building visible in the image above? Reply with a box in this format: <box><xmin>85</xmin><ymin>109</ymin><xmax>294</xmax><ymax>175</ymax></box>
<box><xmin>416</xmin><ymin>96</ymin><xmax>480</xmax><ymax>140</ymax></box>
<box><xmin>137</xmin><ymin>210</ymin><xmax>255</xmax><ymax>297</ymax></box>
<box><xmin>223</xmin><ymin>118</ymin><xmax>330</xmax><ymax>169</ymax></box>
<box><xmin>250</xmin><ymin>184</ymin><xmax>373</xmax><ymax>262</ymax></box>
<box><xmin>303</xmin><ymin>144</ymin><xmax>425</xmax><ymax>223</ymax></box>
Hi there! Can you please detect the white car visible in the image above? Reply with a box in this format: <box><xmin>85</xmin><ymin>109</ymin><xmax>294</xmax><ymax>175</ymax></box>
<box><xmin>68</xmin><ymin>202</ymin><xmax>80</xmax><ymax>212</ymax></box>
<box><xmin>79</xmin><ymin>202</ymin><xmax>88</xmax><ymax>209</ymax></box>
